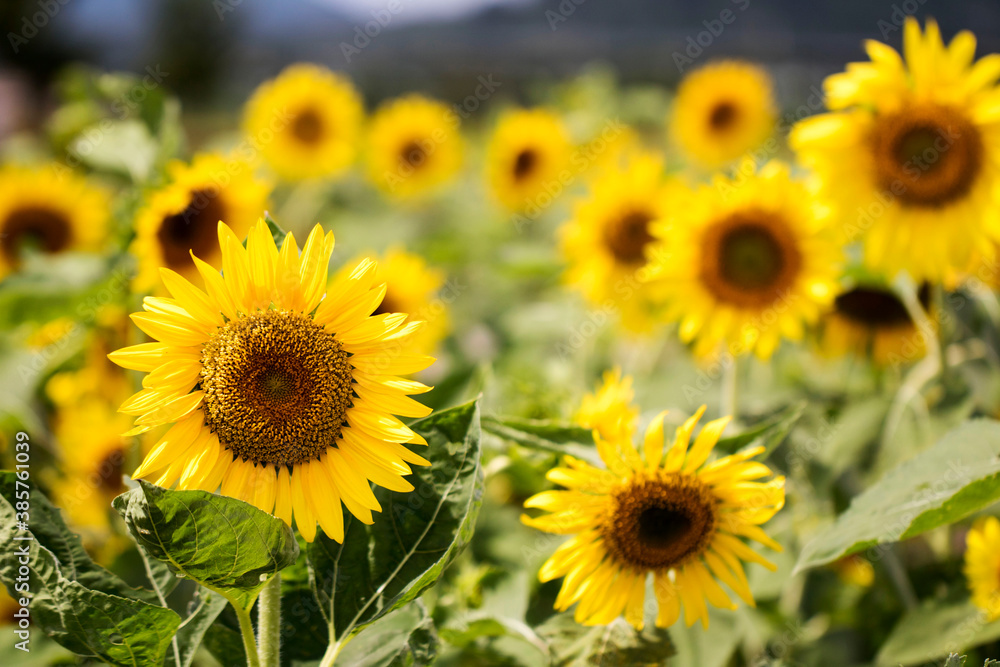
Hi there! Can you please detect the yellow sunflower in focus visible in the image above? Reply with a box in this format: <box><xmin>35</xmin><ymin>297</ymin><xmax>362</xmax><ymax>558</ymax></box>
<box><xmin>334</xmin><ymin>246</ymin><xmax>449</xmax><ymax>355</ymax></box>
<box><xmin>670</xmin><ymin>61</ymin><xmax>776</xmax><ymax>169</ymax></box>
<box><xmin>110</xmin><ymin>219</ymin><xmax>434</xmax><ymax>543</ymax></box>
<box><xmin>574</xmin><ymin>368</ymin><xmax>639</xmax><ymax>442</ymax></box>
<box><xmin>523</xmin><ymin>405</ymin><xmax>784</xmax><ymax>629</ymax></box>
<box><xmin>0</xmin><ymin>165</ymin><xmax>109</xmax><ymax>280</ymax></box>
<box><xmin>243</xmin><ymin>63</ymin><xmax>364</xmax><ymax>181</ymax></box>
<box><xmin>965</xmin><ymin>516</ymin><xmax>1000</xmax><ymax>620</ymax></box>
<box><xmin>790</xmin><ymin>18</ymin><xmax>1000</xmax><ymax>282</ymax></box>
<box><xmin>486</xmin><ymin>108</ymin><xmax>573</xmax><ymax>211</ymax></box>
<box><xmin>366</xmin><ymin>95</ymin><xmax>463</xmax><ymax>198</ymax></box>
<box><xmin>819</xmin><ymin>282</ymin><xmax>930</xmax><ymax>366</ymax></box>
<box><xmin>560</xmin><ymin>152</ymin><xmax>676</xmax><ymax>331</ymax></box>
<box><xmin>131</xmin><ymin>153</ymin><xmax>271</xmax><ymax>292</ymax></box>
<box><xmin>645</xmin><ymin>161</ymin><xmax>841</xmax><ymax>359</ymax></box>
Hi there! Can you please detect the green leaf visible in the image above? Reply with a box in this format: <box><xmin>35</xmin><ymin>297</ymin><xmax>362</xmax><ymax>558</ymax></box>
<box><xmin>69</xmin><ymin>119</ymin><xmax>158</xmax><ymax>181</ymax></box>
<box><xmin>113</xmin><ymin>481</ymin><xmax>299</xmax><ymax>610</ymax></box>
<box><xmin>263</xmin><ymin>212</ymin><xmax>289</xmax><ymax>247</ymax></box>
<box><xmin>308</xmin><ymin>399</ymin><xmax>483</xmax><ymax>643</ymax></box>
<box><xmin>795</xmin><ymin>419</ymin><xmax>1000</xmax><ymax>572</ymax></box>
<box><xmin>659</xmin><ymin>607</ymin><xmax>738</xmax><ymax>667</ymax></box>
<box><xmin>536</xmin><ymin>614</ymin><xmax>674</xmax><ymax>667</ymax></box>
<box><xmin>172</xmin><ymin>589</ymin><xmax>228</xmax><ymax>667</ymax></box>
<box><xmin>481</xmin><ymin>414</ymin><xmax>599</xmax><ymax>464</ymax></box>
<box><xmin>202</xmin><ymin>621</ymin><xmax>246</xmax><ymax>667</ymax></box>
<box><xmin>0</xmin><ymin>474</ymin><xmax>181</xmax><ymax>666</ymax></box>
<box><xmin>278</xmin><ymin>540</ymin><xmax>329</xmax><ymax>664</ymax></box>
<box><xmin>332</xmin><ymin>602</ymin><xmax>438</xmax><ymax>667</ymax></box>
<box><xmin>876</xmin><ymin>598</ymin><xmax>1000</xmax><ymax>666</ymax></box>
<box><xmin>715</xmin><ymin>401</ymin><xmax>806</xmax><ymax>456</ymax></box>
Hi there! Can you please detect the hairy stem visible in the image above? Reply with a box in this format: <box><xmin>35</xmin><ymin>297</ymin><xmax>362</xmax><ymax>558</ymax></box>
<box><xmin>258</xmin><ymin>573</ymin><xmax>282</xmax><ymax>667</ymax></box>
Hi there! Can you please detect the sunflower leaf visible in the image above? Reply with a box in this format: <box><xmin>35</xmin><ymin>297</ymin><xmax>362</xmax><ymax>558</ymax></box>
<box><xmin>795</xmin><ymin>418</ymin><xmax>1000</xmax><ymax>573</ymax></box>
<box><xmin>876</xmin><ymin>597</ymin><xmax>1000</xmax><ymax>666</ymax></box>
<box><xmin>263</xmin><ymin>212</ymin><xmax>288</xmax><ymax>247</ymax></box>
<box><xmin>113</xmin><ymin>480</ymin><xmax>300</xmax><ymax>611</ymax></box>
<box><xmin>0</xmin><ymin>473</ymin><xmax>181</xmax><ymax>666</ymax></box>
<box><xmin>536</xmin><ymin>614</ymin><xmax>675</xmax><ymax>666</ymax></box>
<box><xmin>481</xmin><ymin>414</ymin><xmax>599</xmax><ymax>464</ymax></box>
<box><xmin>331</xmin><ymin>601</ymin><xmax>438</xmax><ymax>667</ymax></box>
<box><xmin>307</xmin><ymin>398</ymin><xmax>483</xmax><ymax>643</ymax></box>
<box><xmin>170</xmin><ymin>589</ymin><xmax>229</xmax><ymax>667</ymax></box>
<box><xmin>715</xmin><ymin>400</ymin><xmax>806</xmax><ymax>456</ymax></box>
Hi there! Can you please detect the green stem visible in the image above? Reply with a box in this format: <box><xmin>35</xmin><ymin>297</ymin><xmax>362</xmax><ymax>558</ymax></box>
<box><xmin>233</xmin><ymin>602</ymin><xmax>261</xmax><ymax>667</ymax></box>
<box><xmin>258</xmin><ymin>574</ymin><xmax>282</xmax><ymax>667</ymax></box>
<box><xmin>318</xmin><ymin>631</ymin><xmax>354</xmax><ymax>667</ymax></box>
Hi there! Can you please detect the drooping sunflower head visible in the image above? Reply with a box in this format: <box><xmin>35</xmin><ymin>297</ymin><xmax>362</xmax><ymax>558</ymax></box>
<box><xmin>0</xmin><ymin>165</ymin><xmax>109</xmax><ymax>280</ymax></box>
<box><xmin>670</xmin><ymin>60</ymin><xmax>776</xmax><ymax>169</ymax></box>
<box><xmin>560</xmin><ymin>152</ymin><xmax>677</xmax><ymax>331</ymax></box>
<box><xmin>965</xmin><ymin>516</ymin><xmax>1000</xmax><ymax>621</ymax></box>
<box><xmin>131</xmin><ymin>153</ymin><xmax>271</xmax><ymax>292</ymax></box>
<box><xmin>819</xmin><ymin>280</ymin><xmax>931</xmax><ymax>366</ymax></box>
<box><xmin>523</xmin><ymin>405</ymin><xmax>785</xmax><ymax>630</ymax></box>
<box><xmin>574</xmin><ymin>368</ymin><xmax>640</xmax><ymax>442</ymax></box>
<box><xmin>485</xmin><ymin>108</ymin><xmax>573</xmax><ymax>211</ymax></box>
<box><xmin>790</xmin><ymin>18</ymin><xmax>1000</xmax><ymax>282</ymax></box>
<box><xmin>365</xmin><ymin>94</ymin><xmax>463</xmax><ymax>198</ymax></box>
<box><xmin>333</xmin><ymin>246</ymin><xmax>449</xmax><ymax>356</ymax></box>
<box><xmin>110</xmin><ymin>219</ymin><xmax>435</xmax><ymax>543</ymax></box>
<box><xmin>243</xmin><ymin>63</ymin><xmax>364</xmax><ymax>181</ymax></box>
<box><xmin>645</xmin><ymin>160</ymin><xmax>841</xmax><ymax>359</ymax></box>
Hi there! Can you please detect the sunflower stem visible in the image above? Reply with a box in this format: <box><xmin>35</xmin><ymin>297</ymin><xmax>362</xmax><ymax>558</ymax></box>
<box><xmin>258</xmin><ymin>573</ymin><xmax>282</xmax><ymax>667</ymax></box>
<box><xmin>234</xmin><ymin>602</ymin><xmax>261</xmax><ymax>667</ymax></box>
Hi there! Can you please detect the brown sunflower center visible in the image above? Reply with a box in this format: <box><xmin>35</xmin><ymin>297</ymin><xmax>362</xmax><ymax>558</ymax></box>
<box><xmin>699</xmin><ymin>209</ymin><xmax>802</xmax><ymax>308</ymax></box>
<box><xmin>291</xmin><ymin>108</ymin><xmax>324</xmax><ymax>145</ymax></box>
<box><xmin>1</xmin><ymin>206</ymin><xmax>73</xmax><ymax>264</ymax></box>
<box><xmin>602</xmin><ymin>474</ymin><xmax>717</xmax><ymax>571</ymax></box>
<box><xmin>200</xmin><ymin>309</ymin><xmax>353</xmax><ymax>467</ymax></box>
<box><xmin>400</xmin><ymin>141</ymin><xmax>427</xmax><ymax>169</ymax></box>
<box><xmin>709</xmin><ymin>100</ymin><xmax>739</xmax><ymax>133</ymax></box>
<box><xmin>95</xmin><ymin>447</ymin><xmax>126</xmax><ymax>494</ymax></box>
<box><xmin>513</xmin><ymin>148</ymin><xmax>538</xmax><ymax>181</ymax></box>
<box><xmin>872</xmin><ymin>104</ymin><xmax>983</xmax><ymax>208</ymax></box>
<box><xmin>157</xmin><ymin>190</ymin><xmax>227</xmax><ymax>271</ymax></box>
<box><xmin>835</xmin><ymin>283</ymin><xmax>930</xmax><ymax>328</ymax></box>
<box><xmin>604</xmin><ymin>210</ymin><xmax>655</xmax><ymax>265</ymax></box>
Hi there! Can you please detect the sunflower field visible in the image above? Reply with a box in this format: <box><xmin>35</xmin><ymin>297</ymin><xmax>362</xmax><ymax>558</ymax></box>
<box><xmin>4</xmin><ymin>7</ymin><xmax>1000</xmax><ymax>667</ymax></box>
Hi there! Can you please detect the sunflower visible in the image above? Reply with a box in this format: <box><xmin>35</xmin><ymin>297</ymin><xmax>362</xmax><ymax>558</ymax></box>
<box><xmin>485</xmin><ymin>108</ymin><xmax>573</xmax><ymax>211</ymax></box>
<box><xmin>334</xmin><ymin>247</ymin><xmax>449</xmax><ymax>355</ymax></box>
<box><xmin>574</xmin><ymin>368</ymin><xmax>639</xmax><ymax>442</ymax></box>
<box><xmin>645</xmin><ymin>160</ymin><xmax>841</xmax><ymax>359</ymax></box>
<box><xmin>365</xmin><ymin>95</ymin><xmax>463</xmax><ymax>198</ymax></box>
<box><xmin>243</xmin><ymin>63</ymin><xmax>364</xmax><ymax>181</ymax></box>
<box><xmin>131</xmin><ymin>153</ymin><xmax>271</xmax><ymax>292</ymax></box>
<box><xmin>0</xmin><ymin>164</ymin><xmax>109</xmax><ymax>280</ymax></box>
<box><xmin>965</xmin><ymin>516</ymin><xmax>1000</xmax><ymax>620</ymax></box>
<box><xmin>110</xmin><ymin>219</ymin><xmax>434</xmax><ymax>543</ymax></box>
<box><xmin>790</xmin><ymin>18</ymin><xmax>1000</xmax><ymax>283</ymax></box>
<box><xmin>819</xmin><ymin>281</ymin><xmax>931</xmax><ymax>366</ymax></box>
<box><xmin>523</xmin><ymin>405</ymin><xmax>784</xmax><ymax>629</ymax></box>
<box><xmin>670</xmin><ymin>60</ymin><xmax>776</xmax><ymax>169</ymax></box>
<box><xmin>560</xmin><ymin>152</ymin><xmax>677</xmax><ymax>331</ymax></box>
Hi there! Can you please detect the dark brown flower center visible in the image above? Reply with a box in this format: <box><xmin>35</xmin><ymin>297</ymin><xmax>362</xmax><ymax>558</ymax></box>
<box><xmin>400</xmin><ymin>141</ymin><xmax>427</xmax><ymax>169</ymax></box>
<box><xmin>157</xmin><ymin>189</ymin><xmax>227</xmax><ymax>271</ymax></box>
<box><xmin>95</xmin><ymin>447</ymin><xmax>126</xmax><ymax>494</ymax></box>
<box><xmin>872</xmin><ymin>104</ymin><xmax>983</xmax><ymax>208</ymax></box>
<box><xmin>1</xmin><ymin>206</ymin><xmax>73</xmax><ymax>264</ymax></box>
<box><xmin>513</xmin><ymin>149</ymin><xmax>538</xmax><ymax>181</ymax></box>
<box><xmin>834</xmin><ymin>283</ymin><xmax>930</xmax><ymax>328</ymax></box>
<box><xmin>601</xmin><ymin>474</ymin><xmax>717</xmax><ymax>571</ymax></box>
<box><xmin>699</xmin><ymin>209</ymin><xmax>802</xmax><ymax>308</ymax></box>
<box><xmin>200</xmin><ymin>309</ymin><xmax>353</xmax><ymax>467</ymax></box>
<box><xmin>709</xmin><ymin>100</ymin><xmax>739</xmax><ymax>133</ymax></box>
<box><xmin>291</xmin><ymin>108</ymin><xmax>325</xmax><ymax>145</ymax></box>
<box><xmin>604</xmin><ymin>210</ymin><xmax>655</xmax><ymax>265</ymax></box>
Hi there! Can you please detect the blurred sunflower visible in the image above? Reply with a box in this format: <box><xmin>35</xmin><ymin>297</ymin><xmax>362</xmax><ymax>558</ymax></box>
<box><xmin>819</xmin><ymin>282</ymin><xmax>930</xmax><ymax>366</ymax></box>
<box><xmin>523</xmin><ymin>405</ymin><xmax>784</xmax><ymax>629</ymax></box>
<box><xmin>0</xmin><ymin>587</ymin><xmax>18</xmax><ymax>625</ymax></box>
<box><xmin>110</xmin><ymin>219</ymin><xmax>434</xmax><ymax>543</ymax></box>
<box><xmin>965</xmin><ymin>516</ymin><xmax>1000</xmax><ymax>620</ymax></box>
<box><xmin>560</xmin><ymin>152</ymin><xmax>676</xmax><ymax>331</ymax></box>
<box><xmin>365</xmin><ymin>95</ymin><xmax>463</xmax><ymax>198</ymax></box>
<box><xmin>485</xmin><ymin>108</ymin><xmax>573</xmax><ymax>211</ymax></box>
<box><xmin>243</xmin><ymin>63</ymin><xmax>364</xmax><ymax>181</ymax></box>
<box><xmin>334</xmin><ymin>246</ymin><xmax>450</xmax><ymax>355</ymax></box>
<box><xmin>131</xmin><ymin>153</ymin><xmax>270</xmax><ymax>292</ymax></box>
<box><xmin>0</xmin><ymin>165</ymin><xmax>109</xmax><ymax>280</ymax></box>
<box><xmin>670</xmin><ymin>61</ymin><xmax>776</xmax><ymax>169</ymax></box>
<box><xmin>645</xmin><ymin>160</ymin><xmax>841</xmax><ymax>359</ymax></box>
<box><xmin>790</xmin><ymin>18</ymin><xmax>1000</xmax><ymax>282</ymax></box>
<box><xmin>574</xmin><ymin>368</ymin><xmax>639</xmax><ymax>441</ymax></box>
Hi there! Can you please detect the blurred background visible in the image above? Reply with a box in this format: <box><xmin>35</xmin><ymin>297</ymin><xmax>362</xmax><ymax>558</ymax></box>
<box><xmin>2</xmin><ymin>0</ymin><xmax>1000</xmax><ymax>141</ymax></box>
